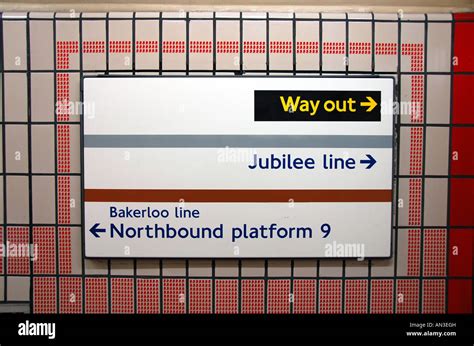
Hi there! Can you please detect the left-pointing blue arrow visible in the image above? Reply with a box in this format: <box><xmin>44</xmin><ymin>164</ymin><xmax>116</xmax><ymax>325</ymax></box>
<box><xmin>89</xmin><ymin>223</ymin><xmax>106</xmax><ymax>238</ymax></box>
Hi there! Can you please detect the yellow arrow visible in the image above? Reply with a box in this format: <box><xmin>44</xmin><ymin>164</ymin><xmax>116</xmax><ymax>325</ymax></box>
<box><xmin>360</xmin><ymin>96</ymin><xmax>377</xmax><ymax>112</ymax></box>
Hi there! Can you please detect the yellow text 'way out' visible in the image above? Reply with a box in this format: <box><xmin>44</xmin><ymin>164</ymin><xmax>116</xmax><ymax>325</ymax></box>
<box><xmin>279</xmin><ymin>95</ymin><xmax>377</xmax><ymax>116</ymax></box>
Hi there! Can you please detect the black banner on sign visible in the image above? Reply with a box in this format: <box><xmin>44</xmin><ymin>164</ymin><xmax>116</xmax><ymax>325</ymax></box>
<box><xmin>255</xmin><ymin>90</ymin><xmax>381</xmax><ymax>122</ymax></box>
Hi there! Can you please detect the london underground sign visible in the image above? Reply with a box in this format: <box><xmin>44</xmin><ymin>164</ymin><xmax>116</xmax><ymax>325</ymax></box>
<box><xmin>82</xmin><ymin>76</ymin><xmax>394</xmax><ymax>258</ymax></box>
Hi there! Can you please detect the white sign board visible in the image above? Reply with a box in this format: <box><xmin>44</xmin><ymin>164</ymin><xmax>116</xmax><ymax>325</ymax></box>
<box><xmin>83</xmin><ymin>76</ymin><xmax>394</xmax><ymax>258</ymax></box>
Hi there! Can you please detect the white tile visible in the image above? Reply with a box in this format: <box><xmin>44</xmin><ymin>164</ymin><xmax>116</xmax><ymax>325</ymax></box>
<box><xmin>296</xmin><ymin>20</ymin><xmax>319</xmax><ymax>70</ymax></box>
<box><xmin>269</xmin><ymin>21</ymin><xmax>293</xmax><ymax>70</ymax></box>
<box><xmin>162</xmin><ymin>20</ymin><xmax>186</xmax><ymax>70</ymax></box>
<box><xmin>374</xmin><ymin>22</ymin><xmax>398</xmax><ymax>72</ymax></box>
<box><xmin>427</xmin><ymin>22</ymin><xmax>452</xmax><ymax>72</ymax></box>
<box><xmin>243</xmin><ymin>20</ymin><xmax>266</xmax><ymax>70</ymax></box>
<box><xmin>349</xmin><ymin>21</ymin><xmax>372</xmax><ymax>71</ymax></box>
<box><xmin>322</xmin><ymin>21</ymin><xmax>346</xmax><ymax>71</ymax></box>
<box><xmin>189</xmin><ymin>20</ymin><xmax>213</xmax><ymax>70</ymax></box>
<box><xmin>135</xmin><ymin>19</ymin><xmax>160</xmax><ymax>70</ymax></box>
<box><xmin>216</xmin><ymin>20</ymin><xmax>240</xmax><ymax>70</ymax></box>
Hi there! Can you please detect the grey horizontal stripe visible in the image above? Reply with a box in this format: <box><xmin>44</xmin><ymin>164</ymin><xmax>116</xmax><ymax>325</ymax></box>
<box><xmin>84</xmin><ymin>135</ymin><xmax>392</xmax><ymax>148</ymax></box>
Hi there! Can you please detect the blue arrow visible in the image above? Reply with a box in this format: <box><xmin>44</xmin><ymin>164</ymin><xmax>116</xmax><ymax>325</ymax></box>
<box><xmin>360</xmin><ymin>154</ymin><xmax>376</xmax><ymax>169</ymax></box>
<box><xmin>89</xmin><ymin>223</ymin><xmax>106</xmax><ymax>238</ymax></box>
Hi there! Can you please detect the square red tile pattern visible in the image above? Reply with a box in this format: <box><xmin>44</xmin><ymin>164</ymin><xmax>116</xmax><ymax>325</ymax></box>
<box><xmin>319</xmin><ymin>280</ymin><xmax>342</xmax><ymax>314</ymax></box>
<box><xmin>33</xmin><ymin>227</ymin><xmax>56</xmax><ymax>275</ymax></box>
<box><xmin>241</xmin><ymin>280</ymin><xmax>265</xmax><ymax>314</ymax></box>
<box><xmin>6</xmin><ymin>227</ymin><xmax>30</xmax><ymax>275</ymax></box>
<box><xmin>137</xmin><ymin>279</ymin><xmax>160</xmax><ymax>314</ymax></box>
<box><xmin>345</xmin><ymin>280</ymin><xmax>368</xmax><ymax>314</ymax></box>
<box><xmin>396</xmin><ymin>279</ymin><xmax>419</xmax><ymax>314</ymax></box>
<box><xmin>189</xmin><ymin>279</ymin><xmax>212</xmax><ymax>314</ymax></box>
<box><xmin>85</xmin><ymin>277</ymin><xmax>108</xmax><ymax>314</ymax></box>
<box><xmin>407</xmin><ymin>229</ymin><xmax>421</xmax><ymax>276</ymax></box>
<box><xmin>423</xmin><ymin>229</ymin><xmax>447</xmax><ymax>277</ymax></box>
<box><xmin>59</xmin><ymin>277</ymin><xmax>82</xmax><ymax>313</ymax></box>
<box><xmin>163</xmin><ymin>279</ymin><xmax>186</xmax><ymax>314</ymax></box>
<box><xmin>58</xmin><ymin>227</ymin><xmax>72</xmax><ymax>274</ymax></box>
<box><xmin>28</xmin><ymin>276</ymin><xmax>465</xmax><ymax>314</ymax></box>
<box><xmin>111</xmin><ymin>278</ymin><xmax>134</xmax><ymax>314</ymax></box>
<box><xmin>33</xmin><ymin>277</ymin><xmax>57</xmax><ymax>313</ymax></box>
<box><xmin>293</xmin><ymin>280</ymin><xmax>316</xmax><ymax>314</ymax></box>
<box><xmin>370</xmin><ymin>280</ymin><xmax>394</xmax><ymax>314</ymax></box>
<box><xmin>215</xmin><ymin>279</ymin><xmax>238</xmax><ymax>314</ymax></box>
<box><xmin>422</xmin><ymin>280</ymin><xmax>445</xmax><ymax>314</ymax></box>
<box><xmin>267</xmin><ymin>280</ymin><xmax>291</xmax><ymax>314</ymax></box>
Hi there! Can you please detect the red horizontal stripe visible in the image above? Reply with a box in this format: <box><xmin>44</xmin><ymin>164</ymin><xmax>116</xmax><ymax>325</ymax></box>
<box><xmin>84</xmin><ymin>189</ymin><xmax>392</xmax><ymax>203</ymax></box>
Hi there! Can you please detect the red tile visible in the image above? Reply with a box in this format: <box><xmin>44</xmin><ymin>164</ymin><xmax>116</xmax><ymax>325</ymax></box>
<box><xmin>163</xmin><ymin>279</ymin><xmax>186</xmax><ymax>314</ymax></box>
<box><xmin>241</xmin><ymin>280</ymin><xmax>265</xmax><ymax>314</ymax></box>
<box><xmin>85</xmin><ymin>277</ymin><xmax>108</xmax><ymax>314</ymax></box>
<box><xmin>267</xmin><ymin>280</ymin><xmax>290</xmax><ymax>314</ymax></box>
<box><xmin>453</xmin><ymin>75</ymin><xmax>474</xmax><ymax>124</ymax></box>
<box><xmin>6</xmin><ymin>227</ymin><xmax>30</xmax><ymax>275</ymax></box>
<box><xmin>111</xmin><ymin>278</ymin><xmax>134</xmax><ymax>314</ymax></box>
<box><xmin>59</xmin><ymin>277</ymin><xmax>82</xmax><ymax>313</ymax></box>
<box><xmin>33</xmin><ymin>227</ymin><xmax>56</xmax><ymax>275</ymax></box>
<box><xmin>423</xmin><ymin>229</ymin><xmax>447</xmax><ymax>277</ymax></box>
<box><xmin>396</xmin><ymin>279</ymin><xmax>419</xmax><ymax>314</ymax></box>
<box><xmin>448</xmin><ymin>279</ymin><xmax>472</xmax><ymax>313</ymax></box>
<box><xmin>319</xmin><ymin>280</ymin><xmax>342</xmax><ymax>314</ymax></box>
<box><xmin>345</xmin><ymin>280</ymin><xmax>368</xmax><ymax>314</ymax></box>
<box><xmin>293</xmin><ymin>279</ymin><xmax>316</xmax><ymax>314</ymax></box>
<box><xmin>189</xmin><ymin>279</ymin><xmax>212</xmax><ymax>314</ymax></box>
<box><xmin>33</xmin><ymin>277</ymin><xmax>57</xmax><ymax>313</ymax></box>
<box><xmin>452</xmin><ymin>128</ymin><xmax>474</xmax><ymax>175</ymax></box>
<box><xmin>454</xmin><ymin>13</ymin><xmax>474</xmax><ymax>21</ymax></box>
<box><xmin>450</xmin><ymin>178</ymin><xmax>474</xmax><ymax>226</ymax></box>
<box><xmin>407</xmin><ymin>229</ymin><xmax>421</xmax><ymax>276</ymax></box>
<box><xmin>422</xmin><ymin>279</ymin><xmax>446</xmax><ymax>314</ymax></box>
<box><xmin>370</xmin><ymin>279</ymin><xmax>394</xmax><ymax>314</ymax></box>
<box><xmin>454</xmin><ymin>21</ymin><xmax>474</xmax><ymax>72</ymax></box>
<box><xmin>58</xmin><ymin>227</ymin><xmax>72</xmax><ymax>274</ymax></box>
<box><xmin>137</xmin><ymin>279</ymin><xmax>160</xmax><ymax>314</ymax></box>
<box><xmin>215</xmin><ymin>279</ymin><xmax>238</xmax><ymax>314</ymax></box>
<box><xmin>449</xmin><ymin>229</ymin><xmax>473</xmax><ymax>277</ymax></box>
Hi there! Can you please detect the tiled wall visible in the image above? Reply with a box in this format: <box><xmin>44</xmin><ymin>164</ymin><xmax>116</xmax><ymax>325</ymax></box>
<box><xmin>0</xmin><ymin>11</ymin><xmax>473</xmax><ymax>314</ymax></box>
